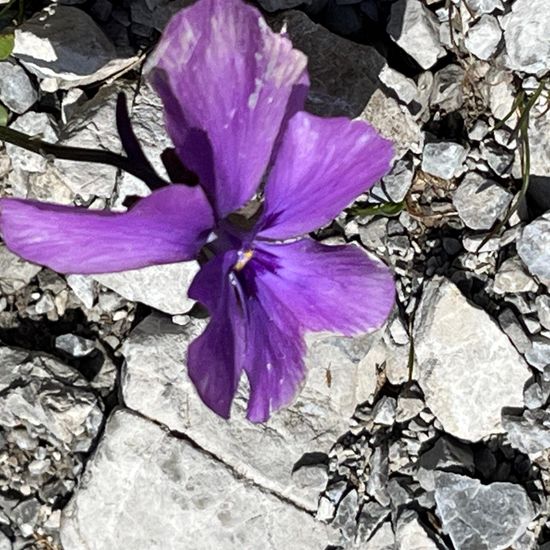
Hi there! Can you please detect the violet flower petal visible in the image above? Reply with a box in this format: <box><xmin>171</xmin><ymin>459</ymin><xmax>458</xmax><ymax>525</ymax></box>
<box><xmin>187</xmin><ymin>251</ymin><xmax>245</xmax><ymax>418</ymax></box>
<box><xmin>258</xmin><ymin>112</ymin><xmax>393</xmax><ymax>240</ymax></box>
<box><xmin>0</xmin><ymin>186</ymin><xmax>214</xmax><ymax>274</ymax></box>
<box><xmin>249</xmin><ymin>238</ymin><xmax>396</xmax><ymax>336</ymax></box>
<box><xmin>147</xmin><ymin>0</ymin><xmax>308</xmax><ymax>218</ymax></box>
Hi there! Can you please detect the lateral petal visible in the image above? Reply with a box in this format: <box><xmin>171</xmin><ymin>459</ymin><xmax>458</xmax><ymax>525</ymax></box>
<box><xmin>148</xmin><ymin>0</ymin><xmax>309</xmax><ymax>218</ymax></box>
<box><xmin>258</xmin><ymin>111</ymin><xmax>393</xmax><ymax>240</ymax></box>
<box><xmin>0</xmin><ymin>185</ymin><xmax>214</xmax><ymax>274</ymax></box>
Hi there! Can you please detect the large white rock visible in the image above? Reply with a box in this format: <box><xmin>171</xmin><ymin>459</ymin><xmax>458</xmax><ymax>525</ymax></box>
<box><xmin>387</xmin><ymin>0</ymin><xmax>446</xmax><ymax>70</ymax></box>
<box><xmin>121</xmin><ymin>313</ymin><xmax>380</xmax><ymax>510</ymax></box>
<box><xmin>502</xmin><ymin>0</ymin><xmax>550</xmax><ymax>75</ymax></box>
<box><xmin>12</xmin><ymin>5</ymin><xmax>137</xmax><ymax>91</ymax></box>
<box><xmin>414</xmin><ymin>277</ymin><xmax>530</xmax><ymax>442</ymax></box>
<box><xmin>60</xmin><ymin>410</ymin><xmax>335</xmax><ymax>550</ymax></box>
<box><xmin>94</xmin><ymin>261</ymin><xmax>199</xmax><ymax>315</ymax></box>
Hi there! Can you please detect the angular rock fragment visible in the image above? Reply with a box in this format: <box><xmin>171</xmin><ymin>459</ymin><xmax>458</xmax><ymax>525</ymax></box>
<box><xmin>435</xmin><ymin>472</ymin><xmax>535</xmax><ymax>550</ymax></box>
<box><xmin>121</xmin><ymin>313</ymin><xmax>379</xmax><ymax>510</ymax></box>
<box><xmin>0</xmin><ymin>245</ymin><xmax>41</xmax><ymax>294</ymax></box>
<box><xmin>464</xmin><ymin>15</ymin><xmax>502</xmax><ymax>60</ymax></box>
<box><xmin>12</xmin><ymin>5</ymin><xmax>137</xmax><ymax>91</ymax></box>
<box><xmin>503</xmin><ymin>409</ymin><xmax>550</xmax><ymax>457</ymax></box>
<box><xmin>387</xmin><ymin>0</ymin><xmax>446</xmax><ymax>70</ymax></box>
<box><xmin>0</xmin><ymin>62</ymin><xmax>37</xmax><ymax>114</ymax></box>
<box><xmin>414</xmin><ymin>277</ymin><xmax>530</xmax><ymax>441</ymax></box>
<box><xmin>421</xmin><ymin>142</ymin><xmax>467</xmax><ymax>180</ymax></box>
<box><xmin>517</xmin><ymin>213</ymin><xmax>550</xmax><ymax>287</ymax></box>
<box><xmin>95</xmin><ymin>261</ymin><xmax>199</xmax><ymax>315</ymax></box>
<box><xmin>60</xmin><ymin>410</ymin><xmax>334</xmax><ymax>550</ymax></box>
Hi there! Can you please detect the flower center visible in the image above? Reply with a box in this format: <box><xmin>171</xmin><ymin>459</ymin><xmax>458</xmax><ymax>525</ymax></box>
<box><xmin>234</xmin><ymin>248</ymin><xmax>254</xmax><ymax>271</ymax></box>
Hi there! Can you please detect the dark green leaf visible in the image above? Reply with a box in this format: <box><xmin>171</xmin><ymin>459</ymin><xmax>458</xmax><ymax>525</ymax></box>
<box><xmin>0</xmin><ymin>105</ymin><xmax>8</xmax><ymax>126</ymax></box>
<box><xmin>0</xmin><ymin>32</ymin><xmax>14</xmax><ymax>60</ymax></box>
<box><xmin>349</xmin><ymin>200</ymin><xmax>405</xmax><ymax>218</ymax></box>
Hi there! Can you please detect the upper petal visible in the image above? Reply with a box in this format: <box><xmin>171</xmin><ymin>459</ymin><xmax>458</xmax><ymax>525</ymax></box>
<box><xmin>148</xmin><ymin>0</ymin><xmax>309</xmax><ymax>218</ymax></box>
<box><xmin>187</xmin><ymin>251</ymin><xmax>244</xmax><ymax>418</ymax></box>
<box><xmin>258</xmin><ymin>111</ymin><xmax>393</xmax><ymax>240</ymax></box>
<box><xmin>248</xmin><ymin>238</ymin><xmax>395</xmax><ymax>336</ymax></box>
<box><xmin>0</xmin><ymin>186</ymin><xmax>214</xmax><ymax>274</ymax></box>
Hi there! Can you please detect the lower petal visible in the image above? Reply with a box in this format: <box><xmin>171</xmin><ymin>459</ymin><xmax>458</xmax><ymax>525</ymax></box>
<box><xmin>187</xmin><ymin>251</ymin><xmax>244</xmax><ymax>418</ymax></box>
<box><xmin>248</xmin><ymin>238</ymin><xmax>395</xmax><ymax>336</ymax></box>
<box><xmin>0</xmin><ymin>186</ymin><xmax>214</xmax><ymax>274</ymax></box>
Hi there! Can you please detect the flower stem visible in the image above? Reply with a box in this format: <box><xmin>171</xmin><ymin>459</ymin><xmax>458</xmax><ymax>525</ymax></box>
<box><xmin>0</xmin><ymin>125</ymin><xmax>170</xmax><ymax>188</ymax></box>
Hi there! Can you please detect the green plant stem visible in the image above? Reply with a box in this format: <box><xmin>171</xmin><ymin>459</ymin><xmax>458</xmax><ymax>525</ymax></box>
<box><xmin>0</xmin><ymin>125</ymin><xmax>170</xmax><ymax>188</ymax></box>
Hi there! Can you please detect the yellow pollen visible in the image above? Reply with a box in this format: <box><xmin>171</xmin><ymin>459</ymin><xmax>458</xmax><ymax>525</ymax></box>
<box><xmin>234</xmin><ymin>249</ymin><xmax>254</xmax><ymax>271</ymax></box>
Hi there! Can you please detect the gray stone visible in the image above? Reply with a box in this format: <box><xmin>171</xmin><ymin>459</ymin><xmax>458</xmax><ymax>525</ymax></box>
<box><xmin>0</xmin><ymin>62</ymin><xmax>37</xmax><ymax>114</ymax></box>
<box><xmin>60</xmin><ymin>410</ymin><xmax>334</xmax><ymax>550</ymax></box>
<box><xmin>371</xmin><ymin>159</ymin><xmax>413</xmax><ymax>203</ymax></box>
<box><xmin>498</xmin><ymin>308</ymin><xmax>531</xmax><ymax>354</ymax></box>
<box><xmin>55</xmin><ymin>84</ymin><xmax>127</xmax><ymax>198</ymax></box>
<box><xmin>396</xmin><ymin>396</ymin><xmax>424</xmax><ymax>423</ymax></box>
<box><xmin>379</xmin><ymin>65</ymin><xmax>418</xmax><ymax>106</ymax></box>
<box><xmin>517</xmin><ymin>213</ymin><xmax>550</xmax><ymax>286</ymax></box>
<box><xmin>536</xmin><ymin>296</ymin><xmax>550</xmax><ymax>331</ymax></box>
<box><xmin>372</xmin><ymin>396</ymin><xmax>397</xmax><ymax>426</ymax></box>
<box><xmin>452</xmin><ymin>173</ymin><xmax>512</xmax><ymax>230</ymax></box>
<box><xmin>387</xmin><ymin>0</ymin><xmax>445</xmax><ymax>70</ymax></box>
<box><xmin>6</xmin><ymin>112</ymin><xmax>58</xmax><ymax>174</ymax></box>
<box><xmin>121</xmin><ymin>314</ymin><xmax>379</xmax><ymax>510</ymax></box>
<box><xmin>12</xmin><ymin>5</ymin><xmax>137</xmax><ymax>91</ymax></box>
<box><xmin>0</xmin><ymin>245</ymin><xmax>42</xmax><ymax>294</ymax></box>
<box><xmin>525</xmin><ymin>337</ymin><xmax>550</xmax><ymax>370</ymax></box>
<box><xmin>361</xmin><ymin>89</ymin><xmax>423</xmax><ymax>159</ymax></box>
<box><xmin>66</xmin><ymin>275</ymin><xmax>96</xmax><ymax>309</ymax></box>
<box><xmin>435</xmin><ymin>473</ymin><xmax>535</xmax><ymax>550</ymax></box>
<box><xmin>464</xmin><ymin>0</ymin><xmax>503</xmax><ymax>14</ymax></box>
<box><xmin>523</xmin><ymin>101</ymin><xmax>550</xmax><ymax>178</ymax></box>
<box><xmin>366</xmin><ymin>521</ymin><xmax>395</xmax><ymax>549</ymax></box>
<box><xmin>396</xmin><ymin>510</ymin><xmax>439</xmax><ymax>549</ymax></box>
<box><xmin>493</xmin><ymin>257</ymin><xmax>538</xmax><ymax>294</ymax></box>
<box><xmin>355</xmin><ymin>501</ymin><xmax>390</xmax><ymax>545</ymax></box>
<box><xmin>430</xmin><ymin>65</ymin><xmax>465</xmax><ymax>113</ymax></box>
<box><xmin>332</xmin><ymin>489</ymin><xmax>358</xmax><ymax>541</ymax></box>
<box><xmin>94</xmin><ymin>261</ymin><xmax>199</xmax><ymax>315</ymax></box>
<box><xmin>0</xmin><ymin>532</ymin><xmax>11</xmax><ymax>550</ymax></box>
<box><xmin>55</xmin><ymin>334</ymin><xmax>95</xmax><ymax>357</ymax></box>
<box><xmin>271</xmin><ymin>10</ymin><xmax>386</xmax><ymax>117</ymax></box>
<box><xmin>464</xmin><ymin>15</ymin><xmax>502</xmax><ymax>60</ymax></box>
<box><xmin>422</xmin><ymin>142</ymin><xmax>468</xmax><ymax>180</ymax></box>
<box><xmin>366</xmin><ymin>445</ymin><xmax>390</xmax><ymax>507</ymax></box>
<box><xmin>414</xmin><ymin>278</ymin><xmax>530</xmax><ymax>442</ymax></box>
<box><xmin>503</xmin><ymin>0</ymin><xmax>550</xmax><ymax>75</ymax></box>
<box><xmin>503</xmin><ymin>410</ymin><xmax>550</xmax><ymax>457</ymax></box>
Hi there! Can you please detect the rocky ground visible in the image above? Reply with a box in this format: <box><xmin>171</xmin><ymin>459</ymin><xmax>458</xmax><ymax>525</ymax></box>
<box><xmin>0</xmin><ymin>0</ymin><xmax>549</xmax><ymax>548</ymax></box>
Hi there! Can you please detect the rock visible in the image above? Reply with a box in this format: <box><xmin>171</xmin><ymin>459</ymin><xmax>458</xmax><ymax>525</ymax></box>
<box><xmin>360</xmin><ymin>89</ymin><xmax>423</xmax><ymax>158</ymax></box>
<box><xmin>379</xmin><ymin>65</ymin><xmax>418</xmax><ymax>106</ymax></box>
<box><xmin>452</xmin><ymin>173</ymin><xmax>512</xmax><ymax>230</ymax></box>
<box><xmin>121</xmin><ymin>314</ymin><xmax>379</xmax><ymax>510</ymax></box>
<box><xmin>366</xmin><ymin>445</ymin><xmax>390</xmax><ymax>507</ymax></box>
<box><xmin>94</xmin><ymin>261</ymin><xmax>199</xmax><ymax>315</ymax></box>
<box><xmin>0</xmin><ymin>532</ymin><xmax>10</xmax><ymax>550</ymax></box>
<box><xmin>464</xmin><ymin>15</ymin><xmax>502</xmax><ymax>60</ymax></box>
<box><xmin>414</xmin><ymin>277</ymin><xmax>530</xmax><ymax>442</ymax></box>
<box><xmin>372</xmin><ymin>396</ymin><xmax>397</xmax><ymax>426</ymax></box>
<box><xmin>12</xmin><ymin>5</ymin><xmax>137</xmax><ymax>91</ymax></box>
<box><xmin>387</xmin><ymin>0</ymin><xmax>446</xmax><ymax>70</ymax></box>
<box><xmin>55</xmin><ymin>84</ymin><xmax>128</xmax><ymax>198</ymax></box>
<box><xmin>536</xmin><ymin>296</ymin><xmax>550</xmax><ymax>331</ymax></box>
<box><xmin>421</xmin><ymin>142</ymin><xmax>468</xmax><ymax>180</ymax></box>
<box><xmin>259</xmin><ymin>0</ymin><xmax>309</xmax><ymax>10</ymax></box>
<box><xmin>366</xmin><ymin>521</ymin><xmax>395</xmax><ymax>549</ymax></box>
<box><xmin>464</xmin><ymin>0</ymin><xmax>503</xmax><ymax>14</ymax></box>
<box><xmin>371</xmin><ymin>158</ymin><xmax>414</xmax><ymax>203</ymax></box>
<box><xmin>493</xmin><ymin>257</ymin><xmax>538</xmax><ymax>294</ymax></box>
<box><xmin>6</xmin><ymin>112</ymin><xmax>58</xmax><ymax>174</ymax></box>
<box><xmin>0</xmin><ymin>62</ymin><xmax>37</xmax><ymax>114</ymax></box>
<box><xmin>0</xmin><ymin>245</ymin><xmax>42</xmax><ymax>294</ymax></box>
<box><xmin>430</xmin><ymin>64</ymin><xmax>465</xmax><ymax>113</ymax></box>
<box><xmin>355</xmin><ymin>501</ymin><xmax>390</xmax><ymax>545</ymax></box>
<box><xmin>55</xmin><ymin>334</ymin><xmax>95</xmax><ymax>357</ymax></box>
<box><xmin>395</xmin><ymin>510</ymin><xmax>439</xmax><ymax>550</ymax></box>
<box><xmin>517</xmin><ymin>213</ymin><xmax>550</xmax><ymax>286</ymax></box>
<box><xmin>60</xmin><ymin>410</ymin><xmax>334</xmax><ymax>550</ymax></box>
<box><xmin>434</xmin><ymin>473</ymin><xmax>535</xmax><ymax>550</ymax></box>
<box><xmin>525</xmin><ymin>337</ymin><xmax>550</xmax><ymax>370</ymax></box>
<box><xmin>502</xmin><ymin>0</ymin><xmax>550</xmax><ymax>75</ymax></box>
<box><xmin>498</xmin><ymin>308</ymin><xmax>531</xmax><ymax>354</ymax></box>
<box><xmin>66</xmin><ymin>275</ymin><xmax>96</xmax><ymax>309</ymax></box>
<box><xmin>523</xmin><ymin>101</ymin><xmax>550</xmax><ymax>178</ymax></box>
<box><xmin>332</xmin><ymin>489</ymin><xmax>358</xmax><ymax>541</ymax></box>
<box><xmin>396</xmin><ymin>395</ymin><xmax>424</xmax><ymax>423</ymax></box>
<box><xmin>503</xmin><ymin>410</ymin><xmax>550</xmax><ymax>457</ymax></box>
<box><xmin>271</xmin><ymin>10</ymin><xmax>386</xmax><ymax>117</ymax></box>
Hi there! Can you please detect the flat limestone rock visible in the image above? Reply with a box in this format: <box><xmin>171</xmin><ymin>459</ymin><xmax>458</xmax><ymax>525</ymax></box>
<box><xmin>413</xmin><ymin>277</ymin><xmax>530</xmax><ymax>442</ymax></box>
<box><xmin>121</xmin><ymin>313</ymin><xmax>379</xmax><ymax>510</ymax></box>
<box><xmin>94</xmin><ymin>261</ymin><xmax>199</xmax><ymax>315</ymax></box>
<box><xmin>60</xmin><ymin>410</ymin><xmax>335</xmax><ymax>550</ymax></box>
<box><xmin>517</xmin><ymin>213</ymin><xmax>550</xmax><ymax>287</ymax></box>
<box><xmin>435</xmin><ymin>472</ymin><xmax>535</xmax><ymax>550</ymax></box>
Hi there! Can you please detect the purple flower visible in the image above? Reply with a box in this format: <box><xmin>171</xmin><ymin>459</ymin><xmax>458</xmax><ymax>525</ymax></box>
<box><xmin>0</xmin><ymin>0</ymin><xmax>395</xmax><ymax>422</ymax></box>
